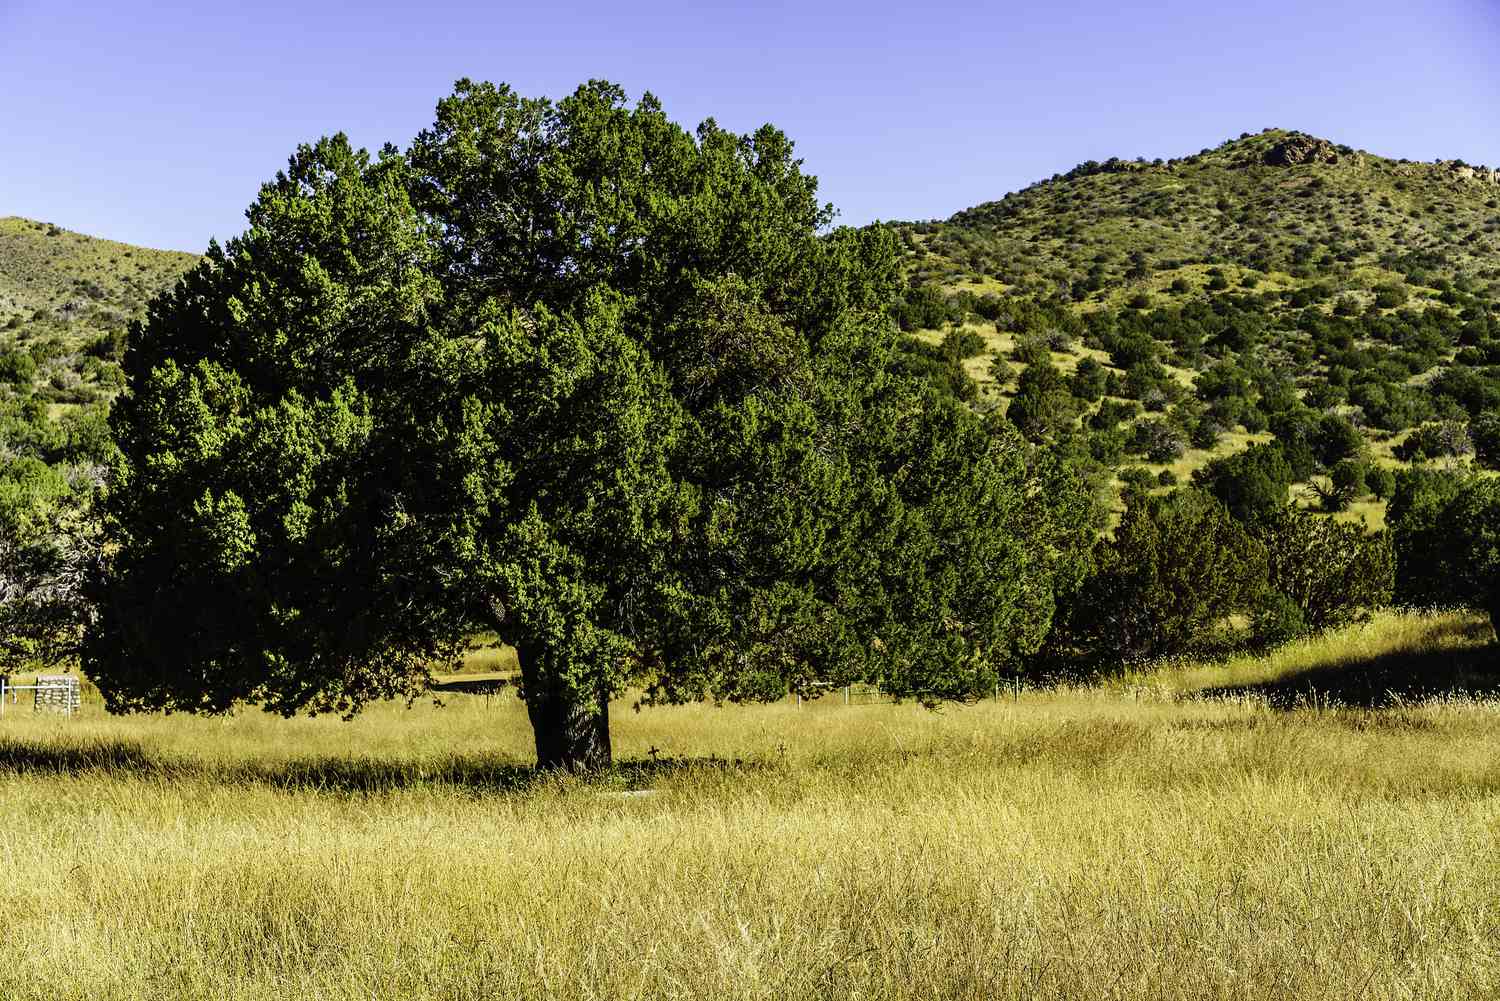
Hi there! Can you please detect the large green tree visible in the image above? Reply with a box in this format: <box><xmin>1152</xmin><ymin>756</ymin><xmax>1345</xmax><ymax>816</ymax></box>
<box><xmin>88</xmin><ymin>81</ymin><xmax>1096</xmax><ymax>770</ymax></box>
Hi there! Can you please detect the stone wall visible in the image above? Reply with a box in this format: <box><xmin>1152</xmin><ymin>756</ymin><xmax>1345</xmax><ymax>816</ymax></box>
<box><xmin>3</xmin><ymin>674</ymin><xmax>82</xmax><ymax>715</ymax></box>
<box><xmin>33</xmin><ymin>675</ymin><xmax>80</xmax><ymax>713</ymax></box>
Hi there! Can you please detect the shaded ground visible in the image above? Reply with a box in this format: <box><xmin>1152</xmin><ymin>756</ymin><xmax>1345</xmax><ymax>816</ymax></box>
<box><xmin>0</xmin><ymin>735</ymin><xmax>754</xmax><ymax>793</ymax></box>
<box><xmin>1200</xmin><ymin>614</ymin><xmax>1500</xmax><ymax>708</ymax></box>
<box><xmin>429</xmin><ymin>673</ymin><xmax>515</xmax><ymax>696</ymax></box>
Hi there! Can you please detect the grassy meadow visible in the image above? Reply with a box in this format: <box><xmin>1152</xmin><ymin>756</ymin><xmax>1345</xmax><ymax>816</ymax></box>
<box><xmin>3</xmin><ymin>610</ymin><xmax>1500</xmax><ymax>999</ymax></box>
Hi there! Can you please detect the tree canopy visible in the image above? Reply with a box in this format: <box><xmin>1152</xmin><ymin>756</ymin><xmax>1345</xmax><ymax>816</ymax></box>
<box><xmin>87</xmin><ymin>80</ymin><xmax>1097</xmax><ymax>770</ymax></box>
<box><xmin>1388</xmin><ymin>470</ymin><xmax>1500</xmax><ymax>625</ymax></box>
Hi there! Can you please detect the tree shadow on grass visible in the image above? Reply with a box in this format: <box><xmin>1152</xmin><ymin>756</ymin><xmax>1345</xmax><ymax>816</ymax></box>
<box><xmin>1199</xmin><ymin>617</ymin><xmax>1500</xmax><ymax>709</ymax></box>
<box><xmin>0</xmin><ymin>737</ymin><xmax>761</xmax><ymax>795</ymax></box>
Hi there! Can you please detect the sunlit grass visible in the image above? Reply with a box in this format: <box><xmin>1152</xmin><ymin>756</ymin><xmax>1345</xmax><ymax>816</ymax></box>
<box><xmin>2</xmin><ymin>610</ymin><xmax>1500</xmax><ymax>998</ymax></box>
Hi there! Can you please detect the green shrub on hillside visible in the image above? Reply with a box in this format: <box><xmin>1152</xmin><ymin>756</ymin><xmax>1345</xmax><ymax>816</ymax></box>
<box><xmin>0</xmin><ymin>348</ymin><xmax>36</xmax><ymax>386</ymax></box>
<box><xmin>894</xmin><ymin>339</ymin><xmax>977</xmax><ymax>402</ymax></box>
<box><xmin>1006</xmin><ymin>362</ymin><xmax>1079</xmax><ymax>442</ymax></box>
<box><xmin>1256</xmin><ymin>506</ymin><xmax>1393</xmax><ymax>637</ymax></box>
<box><xmin>1192</xmin><ymin>441</ymin><xmax>1293</xmax><ymax>523</ymax></box>
<box><xmin>940</xmin><ymin>326</ymin><xmax>986</xmax><ymax>360</ymax></box>
<box><xmin>1048</xmin><ymin>489</ymin><xmax>1266</xmax><ymax>664</ymax></box>
<box><xmin>1010</xmin><ymin>335</ymin><xmax>1051</xmax><ymax>366</ymax></box>
<box><xmin>1471</xmin><ymin>413</ymin><xmax>1500</xmax><ymax>469</ymax></box>
<box><xmin>1387</xmin><ymin>470</ymin><xmax>1500</xmax><ymax>625</ymax></box>
<box><xmin>1127</xmin><ymin>418</ymin><xmax>1185</xmax><ymax>463</ymax></box>
<box><xmin>1394</xmin><ymin>421</ymin><xmax>1472</xmax><ymax>463</ymax></box>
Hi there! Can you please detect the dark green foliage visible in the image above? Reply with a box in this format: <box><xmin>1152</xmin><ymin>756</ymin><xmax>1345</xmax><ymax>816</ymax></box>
<box><xmin>1005</xmin><ymin>362</ymin><xmax>1077</xmax><ymax>442</ymax></box>
<box><xmin>1068</xmin><ymin>357</ymin><xmax>1107</xmax><ymax>401</ymax></box>
<box><xmin>1045</xmin><ymin>487</ymin><xmax>1394</xmax><ymax>664</ymax></box>
<box><xmin>1366</xmin><ymin>464</ymin><xmax>1397</xmax><ymax>499</ymax></box>
<box><xmin>893</xmin><ymin>339</ymin><xmax>977</xmax><ymax>401</ymax></box>
<box><xmin>1256</xmin><ymin>507</ymin><xmax>1393</xmax><ymax>636</ymax></box>
<box><xmin>1192</xmin><ymin>441</ymin><xmax>1292</xmax><ymax>524</ymax></box>
<box><xmin>1373</xmin><ymin>283</ymin><xmax>1410</xmax><ymax>309</ymax></box>
<box><xmin>1469</xmin><ymin>413</ymin><xmax>1500</xmax><ymax>469</ymax></box>
<box><xmin>1386</xmin><ymin>469</ymin><xmax>1469</xmax><ymax>607</ymax></box>
<box><xmin>1189</xmin><ymin>418</ymin><xmax>1224</xmax><ymax>451</ymax></box>
<box><xmin>1387</xmin><ymin>471</ymin><xmax>1500</xmax><ymax>627</ymax></box>
<box><xmin>1269</xmin><ymin>413</ymin><xmax>1319</xmax><ymax>481</ymax></box>
<box><xmin>986</xmin><ymin>352</ymin><xmax>1013</xmax><ymax>385</ymax></box>
<box><xmin>1394</xmin><ymin>421</ymin><xmax>1473</xmax><ymax>463</ymax></box>
<box><xmin>892</xmin><ymin>285</ymin><xmax>959</xmax><ymax>331</ymax></box>
<box><xmin>1089</xmin><ymin>398</ymin><xmax>1139</xmax><ymax>433</ymax></box>
<box><xmin>1010</xmin><ymin>335</ymin><xmax>1051</xmax><ymax>367</ymax></box>
<box><xmin>1048</xmin><ymin>489</ymin><xmax>1266</xmax><ymax>664</ymax></box>
<box><xmin>1430</xmin><ymin>367</ymin><xmax>1500</xmax><ymax>418</ymax></box>
<box><xmin>88</xmin><ymin>81</ymin><xmax>1097</xmax><ymax>771</ymax></box>
<box><xmin>1193</xmin><ymin>362</ymin><xmax>1250</xmax><ymax>404</ymax></box>
<box><xmin>940</xmin><ymin>327</ymin><xmax>986</xmax><ymax>360</ymax></box>
<box><xmin>1122</xmin><ymin>362</ymin><xmax>1179</xmax><ymax>407</ymax></box>
<box><xmin>1314</xmin><ymin>413</ymin><xmax>1365</xmax><ymax>467</ymax></box>
<box><xmin>1117</xmin><ymin>466</ymin><xmax>1156</xmax><ymax>493</ymax></box>
<box><xmin>1086</xmin><ymin>428</ymin><xmax>1126</xmax><ymax>466</ymax></box>
<box><xmin>1127</xmin><ymin>418</ymin><xmax>1185</xmax><ymax>463</ymax></box>
<box><xmin>1250</xmin><ymin>590</ymin><xmax>1307</xmax><ymax>648</ymax></box>
<box><xmin>1329</xmin><ymin>458</ymin><xmax>1369</xmax><ymax>505</ymax></box>
<box><xmin>1105</xmin><ymin>333</ymin><xmax>1157</xmax><ymax>370</ymax></box>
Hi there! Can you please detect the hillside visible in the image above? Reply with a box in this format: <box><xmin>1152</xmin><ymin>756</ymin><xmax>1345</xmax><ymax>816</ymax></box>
<box><xmin>889</xmin><ymin>129</ymin><xmax>1500</xmax><ymax>525</ymax></box>
<box><xmin>0</xmin><ymin>217</ymin><xmax>197</xmax><ymax>321</ymax></box>
<box><xmin>0</xmin><ymin>217</ymin><xmax>196</xmax><ymax>410</ymax></box>
<box><xmin>904</xmin><ymin>128</ymin><xmax>1500</xmax><ymax>302</ymax></box>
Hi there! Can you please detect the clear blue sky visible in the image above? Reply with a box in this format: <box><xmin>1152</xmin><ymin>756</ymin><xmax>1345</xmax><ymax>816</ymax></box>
<box><xmin>2</xmin><ymin>0</ymin><xmax>1497</xmax><ymax>253</ymax></box>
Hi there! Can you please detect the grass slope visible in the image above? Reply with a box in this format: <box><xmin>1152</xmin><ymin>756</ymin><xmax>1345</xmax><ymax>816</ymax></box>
<box><xmin>3</xmin><ymin>610</ymin><xmax>1500</xmax><ymax>999</ymax></box>
<box><xmin>894</xmin><ymin>130</ymin><xmax>1500</xmax><ymax>521</ymax></box>
<box><xmin>903</xmin><ymin>129</ymin><xmax>1500</xmax><ymax>299</ymax></box>
<box><xmin>0</xmin><ymin>216</ymin><xmax>195</xmax><ymax>329</ymax></box>
<box><xmin>0</xmin><ymin>216</ymin><xmax>197</xmax><ymax>409</ymax></box>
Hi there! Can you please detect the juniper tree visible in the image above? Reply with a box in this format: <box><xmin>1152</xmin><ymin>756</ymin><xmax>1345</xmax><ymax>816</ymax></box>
<box><xmin>88</xmin><ymin>81</ymin><xmax>1096</xmax><ymax>770</ymax></box>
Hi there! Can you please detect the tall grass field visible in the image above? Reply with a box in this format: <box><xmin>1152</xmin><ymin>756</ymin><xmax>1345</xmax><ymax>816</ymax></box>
<box><xmin>3</xmin><ymin>610</ymin><xmax>1499</xmax><ymax>999</ymax></box>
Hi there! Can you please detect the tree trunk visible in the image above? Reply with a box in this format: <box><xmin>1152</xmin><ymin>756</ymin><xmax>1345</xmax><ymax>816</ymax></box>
<box><xmin>517</xmin><ymin>643</ymin><xmax>612</xmax><ymax>772</ymax></box>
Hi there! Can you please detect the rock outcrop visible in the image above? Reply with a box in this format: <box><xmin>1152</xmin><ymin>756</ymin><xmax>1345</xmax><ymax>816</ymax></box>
<box><xmin>1263</xmin><ymin>134</ymin><xmax>1341</xmax><ymax>167</ymax></box>
<box><xmin>1438</xmin><ymin>160</ymin><xmax>1499</xmax><ymax>185</ymax></box>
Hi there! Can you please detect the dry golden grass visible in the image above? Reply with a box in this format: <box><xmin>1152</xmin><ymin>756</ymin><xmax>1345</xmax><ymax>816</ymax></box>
<box><xmin>3</xmin><ymin>610</ymin><xmax>1500</xmax><ymax>999</ymax></box>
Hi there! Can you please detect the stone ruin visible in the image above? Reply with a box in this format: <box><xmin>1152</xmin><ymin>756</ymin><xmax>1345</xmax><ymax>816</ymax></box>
<box><xmin>34</xmin><ymin>675</ymin><xmax>81</xmax><ymax>714</ymax></box>
<box><xmin>0</xmin><ymin>674</ymin><xmax>81</xmax><ymax>715</ymax></box>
